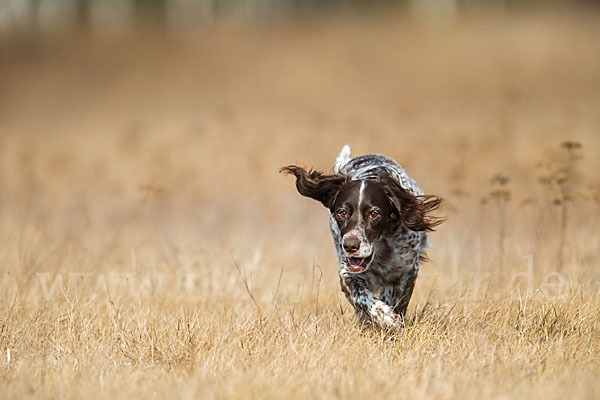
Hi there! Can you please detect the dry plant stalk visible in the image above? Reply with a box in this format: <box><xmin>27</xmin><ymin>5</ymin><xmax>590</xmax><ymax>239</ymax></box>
<box><xmin>538</xmin><ymin>141</ymin><xmax>583</xmax><ymax>270</ymax></box>
<box><xmin>488</xmin><ymin>174</ymin><xmax>511</xmax><ymax>269</ymax></box>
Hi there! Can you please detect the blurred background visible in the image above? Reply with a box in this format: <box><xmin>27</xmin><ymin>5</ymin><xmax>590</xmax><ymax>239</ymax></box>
<box><xmin>2</xmin><ymin>4</ymin><xmax>600</xmax><ymax>399</ymax></box>
<box><xmin>1</xmin><ymin>0</ymin><xmax>599</xmax><ymax>303</ymax></box>
<box><xmin>0</xmin><ymin>0</ymin><xmax>595</xmax><ymax>34</ymax></box>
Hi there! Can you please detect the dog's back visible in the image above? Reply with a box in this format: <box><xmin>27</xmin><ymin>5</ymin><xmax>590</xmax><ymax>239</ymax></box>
<box><xmin>334</xmin><ymin>146</ymin><xmax>423</xmax><ymax>196</ymax></box>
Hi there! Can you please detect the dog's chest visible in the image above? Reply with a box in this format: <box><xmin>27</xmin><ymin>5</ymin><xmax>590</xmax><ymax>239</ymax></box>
<box><xmin>364</xmin><ymin>229</ymin><xmax>425</xmax><ymax>288</ymax></box>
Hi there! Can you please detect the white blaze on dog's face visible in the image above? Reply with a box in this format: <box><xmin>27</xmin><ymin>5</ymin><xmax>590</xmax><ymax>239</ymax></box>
<box><xmin>332</xmin><ymin>180</ymin><xmax>398</xmax><ymax>274</ymax></box>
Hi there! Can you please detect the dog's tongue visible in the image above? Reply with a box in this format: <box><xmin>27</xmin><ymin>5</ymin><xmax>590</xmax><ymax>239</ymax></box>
<box><xmin>348</xmin><ymin>257</ymin><xmax>367</xmax><ymax>272</ymax></box>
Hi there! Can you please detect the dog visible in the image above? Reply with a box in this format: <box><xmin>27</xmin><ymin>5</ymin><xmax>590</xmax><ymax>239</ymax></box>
<box><xmin>281</xmin><ymin>145</ymin><xmax>443</xmax><ymax>331</ymax></box>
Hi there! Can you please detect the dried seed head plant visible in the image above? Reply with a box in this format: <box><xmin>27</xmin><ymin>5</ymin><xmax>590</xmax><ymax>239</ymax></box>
<box><xmin>488</xmin><ymin>173</ymin><xmax>511</xmax><ymax>269</ymax></box>
<box><xmin>537</xmin><ymin>141</ymin><xmax>584</xmax><ymax>270</ymax></box>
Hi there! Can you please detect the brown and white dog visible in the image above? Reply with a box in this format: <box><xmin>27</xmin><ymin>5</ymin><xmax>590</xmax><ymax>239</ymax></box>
<box><xmin>281</xmin><ymin>145</ymin><xmax>443</xmax><ymax>331</ymax></box>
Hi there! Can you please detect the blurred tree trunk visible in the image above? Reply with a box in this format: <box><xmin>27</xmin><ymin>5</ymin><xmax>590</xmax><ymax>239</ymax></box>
<box><xmin>134</xmin><ymin>0</ymin><xmax>167</xmax><ymax>28</ymax></box>
<box><xmin>75</xmin><ymin>0</ymin><xmax>91</xmax><ymax>32</ymax></box>
<box><xmin>29</xmin><ymin>0</ymin><xmax>41</xmax><ymax>32</ymax></box>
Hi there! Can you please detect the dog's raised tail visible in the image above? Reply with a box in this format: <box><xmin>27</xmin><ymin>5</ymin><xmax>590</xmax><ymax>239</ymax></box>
<box><xmin>334</xmin><ymin>144</ymin><xmax>352</xmax><ymax>174</ymax></box>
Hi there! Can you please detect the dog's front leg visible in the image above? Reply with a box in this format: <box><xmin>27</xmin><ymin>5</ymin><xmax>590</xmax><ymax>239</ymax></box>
<box><xmin>340</xmin><ymin>274</ymin><xmax>403</xmax><ymax>331</ymax></box>
<box><xmin>379</xmin><ymin>270</ymin><xmax>418</xmax><ymax>318</ymax></box>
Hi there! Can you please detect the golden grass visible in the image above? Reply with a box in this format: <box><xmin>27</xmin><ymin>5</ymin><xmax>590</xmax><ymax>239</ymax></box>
<box><xmin>1</xmin><ymin>13</ymin><xmax>600</xmax><ymax>399</ymax></box>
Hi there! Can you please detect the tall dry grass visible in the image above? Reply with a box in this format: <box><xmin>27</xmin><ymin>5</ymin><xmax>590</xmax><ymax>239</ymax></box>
<box><xmin>1</xmin><ymin>12</ymin><xmax>599</xmax><ymax>399</ymax></box>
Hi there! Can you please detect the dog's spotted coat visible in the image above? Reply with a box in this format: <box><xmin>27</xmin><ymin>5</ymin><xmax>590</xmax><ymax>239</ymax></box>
<box><xmin>282</xmin><ymin>145</ymin><xmax>442</xmax><ymax>331</ymax></box>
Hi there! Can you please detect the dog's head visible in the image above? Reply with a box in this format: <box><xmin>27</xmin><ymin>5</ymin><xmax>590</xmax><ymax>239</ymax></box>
<box><xmin>280</xmin><ymin>165</ymin><xmax>443</xmax><ymax>274</ymax></box>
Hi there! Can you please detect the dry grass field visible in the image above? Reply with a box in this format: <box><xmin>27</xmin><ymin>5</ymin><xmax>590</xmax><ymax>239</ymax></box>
<box><xmin>1</xmin><ymin>11</ymin><xmax>600</xmax><ymax>399</ymax></box>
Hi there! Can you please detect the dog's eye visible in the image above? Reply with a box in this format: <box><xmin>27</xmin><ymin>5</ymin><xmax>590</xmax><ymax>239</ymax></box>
<box><xmin>337</xmin><ymin>209</ymin><xmax>347</xmax><ymax>219</ymax></box>
<box><xmin>369</xmin><ymin>210</ymin><xmax>380</xmax><ymax>219</ymax></box>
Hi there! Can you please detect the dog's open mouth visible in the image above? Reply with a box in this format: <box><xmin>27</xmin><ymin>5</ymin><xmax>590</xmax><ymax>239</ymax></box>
<box><xmin>347</xmin><ymin>255</ymin><xmax>373</xmax><ymax>273</ymax></box>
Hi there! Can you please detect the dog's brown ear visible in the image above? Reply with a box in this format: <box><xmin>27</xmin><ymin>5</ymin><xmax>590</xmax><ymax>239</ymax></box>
<box><xmin>383</xmin><ymin>179</ymin><xmax>444</xmax><ymax>231</ymax></box>
<box><xmin>280</xmin><ymin>165</ymin><xmax>347</xmax><ymax>209</ymax></box>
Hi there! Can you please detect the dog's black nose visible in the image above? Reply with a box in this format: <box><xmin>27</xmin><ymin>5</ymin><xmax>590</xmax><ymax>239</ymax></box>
<box><xmin>343</xmin><ymin>236</ymin><xmax>361</xmax><ymax>253</ymax></box>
